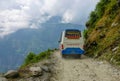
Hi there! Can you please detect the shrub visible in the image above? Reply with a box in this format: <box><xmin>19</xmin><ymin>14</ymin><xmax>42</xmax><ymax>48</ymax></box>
<box><xmin>88</xmin><ymin>11</ymin><xmax>98</xmax><ymax>27</ymax></box>
<box><xmin>24</xmin><ymin>52</ymin><xmax>36</xmax><ymax>64</ymax></box>
<box><xmin>87</xmin><ymin>0</ymin><xmax>110</xmax><ymax>27</ymax></box>
<box><xmin>108</xmin><ymin>0</ymin><xmax>118</xmax><ymax>19</ymax></box>
<box><xmin>96</xmin><ymin>0</ymin><xmax>110</xmax><ymax>17</ymax></box>
<box><xmin>21</xmin><ymin>49</ymin><xmax>53</xmax><ymax>67</ymax></box>
<box><xmin>83</xmin><ymin>29</ymin><xmax>88</xmax><ymax>39</ymax></box>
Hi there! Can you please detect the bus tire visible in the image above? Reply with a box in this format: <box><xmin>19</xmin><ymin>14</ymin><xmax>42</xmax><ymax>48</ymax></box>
<box><xmin>76</xmin><ymin>54</ymin><xmax>81</xmax><ymax>59</ymax></box>
<box><xmin>79</xmin><ymin>55</ymin><xmax>81</xmax><ymax>58</ymax></box>
<box><xmin>62</xmin><ymin>54</ymin><xmax>65</xmax><ymax>58</ymax></box>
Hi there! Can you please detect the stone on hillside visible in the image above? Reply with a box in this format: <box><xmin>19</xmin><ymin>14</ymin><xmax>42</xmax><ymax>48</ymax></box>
<box><xmin>50</xmin><ymin>77</ymin><xmax>56</xmax><ymax>81</ymax></box>
<box><xmin>99</xmin><ymin>34</ymin><xmax>105</xmax><ymax>39</ymax></box>
<box><xmin>0</xmin><ymin>77</ymin><xmax>8</xmax><ymax>81</ymax></box>
<box><xmin>42</xmin><ymin>60</ymin><xmax>51</xmax><ymax>66</ymax></box>
<box><xmin>112</xmin><ymin>46</ymin><xmax>119</xmax><ymax>52</ymax></box>
<box><xmin>4</xmin><ymin>70</ymin><xmax>19</xmax><ymax>78</ymax></box>
<box><xmin>41</xmin><ymin>65</ymin><xmax>50</xmax><ymax>72</ymax></box>
<box><xmin>29</xmin><ymin>67</ymin><xmax>42</xmax><ymax>76</ymax></box>
<box><xmin>111</xmin><ymin>22</ymin><xmax>118</xmax><ymax>27</ymax></box>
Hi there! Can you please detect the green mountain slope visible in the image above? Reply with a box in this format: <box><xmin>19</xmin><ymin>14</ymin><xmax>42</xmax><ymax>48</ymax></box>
<box><xmin>85</xmin><ymin>0</ymin><xmax>120</xmax><ymax>65</ymax></box>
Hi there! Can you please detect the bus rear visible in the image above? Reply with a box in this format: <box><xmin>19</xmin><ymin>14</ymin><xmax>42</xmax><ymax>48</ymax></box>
<box><xmin>59</xmin><ymin>29</ymin><xmax>84</xmax><ymax>57</ymax></box>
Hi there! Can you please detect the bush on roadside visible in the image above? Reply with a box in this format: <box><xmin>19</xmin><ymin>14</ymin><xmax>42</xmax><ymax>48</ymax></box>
<box><xmin>21</xmin><ymin>49</ymin><xmax>54</xmax><ymax>67</ymax></box>
<box><xmin>83</xmin><ymin>29</ymin><xmax>88</xmax><ymax>39</ymax></box>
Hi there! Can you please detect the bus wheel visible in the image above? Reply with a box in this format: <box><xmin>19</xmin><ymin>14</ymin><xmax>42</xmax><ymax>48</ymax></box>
<box><xmin>79</xmin><ymin>55</ymin><xmax>81</xmax><ymax>58</ymax></box>
<box><xmin>62</xmin><ymin>54</ymin><xmax>65</xmax><ymax>58</ymax></box>
<box><xmin>76</xmin><ymin>55</ymin><xmax>81</xmax><ymax>59</ymax></box>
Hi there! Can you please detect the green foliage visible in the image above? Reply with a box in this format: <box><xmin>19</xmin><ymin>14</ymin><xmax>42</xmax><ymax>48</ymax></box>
<box><xmin>83</xmin><ymin>29</ymin><xmax>88</xmax><ymax>39</ymax></box>
<box><xmin>95</xmin><ymin>0</ymin><xmax>110</xmax><ymax>17</ymax></box>
<box><xmin>108</xmin><ymin>0</ymin><xmax>118</xmax><ymax>19</ymax></box>
<box><xmin>88</xmin><ymin>11</ymin><xmax>98</xmax><ymax>27</ymax></box>
<box><xmin>21</xmin><ymin>49</ymin><xmax>54</xmax><ymax>67</ymax></box>
<box><xmin>24</xmin><ymin>52</ymin><xmax>36</xmax><ymax>65</ymax></box>
<box><xmin>86</xmin><ymin>0</ymin><xmax>110</xmax><ymax>28</ymax></box>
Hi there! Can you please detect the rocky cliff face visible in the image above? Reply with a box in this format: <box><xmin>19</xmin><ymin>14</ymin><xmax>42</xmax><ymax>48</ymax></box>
<box><xmin>0</xmin><ymin>49</ymin><xmax>56</xmax><ymax>81</ymax></box>
<box><xmin>85</xmin><ymin>0</ymin><xmax>120</xmax><ymax>65</ymax></box>
<box><xmin>0</xmin><ymin>58</ymin><xmax>55</xmax><ymax>81</ymax></box>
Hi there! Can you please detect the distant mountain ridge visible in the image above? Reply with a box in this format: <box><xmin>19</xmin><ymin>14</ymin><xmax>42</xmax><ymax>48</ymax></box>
<box><xmin>0</xmin><ymin>22</ymin><xmax>84</xmax><ymax>72</ymax></box>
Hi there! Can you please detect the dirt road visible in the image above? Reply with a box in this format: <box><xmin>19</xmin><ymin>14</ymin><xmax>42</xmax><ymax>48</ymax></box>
<box><xmin>51</xmin><ymin>51</ymin><xmax>120</xmax><ymax>81</ymax></box>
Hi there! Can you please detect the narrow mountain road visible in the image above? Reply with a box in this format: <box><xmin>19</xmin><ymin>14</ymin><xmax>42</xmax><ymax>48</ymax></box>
<box><xmin>51</xmin><ymin>51</ymin><xmax>120</xmax><ymax>81</ymax></box>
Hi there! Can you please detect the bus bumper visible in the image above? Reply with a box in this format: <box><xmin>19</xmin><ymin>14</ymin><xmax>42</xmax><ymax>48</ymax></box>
<box><xmin>61</xmin><ymin>48</ymin><xmax>84</xmax><ymax>55</ymax></box>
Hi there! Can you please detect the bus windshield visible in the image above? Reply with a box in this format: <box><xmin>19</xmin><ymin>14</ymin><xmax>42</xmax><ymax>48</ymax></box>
<box><xmin>65</xmin><ymin>30</ymin><xmax>81</xmax><ymax>39</ymax></box>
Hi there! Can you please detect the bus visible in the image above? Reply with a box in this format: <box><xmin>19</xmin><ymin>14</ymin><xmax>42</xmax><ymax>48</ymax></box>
<box><xmin>59</xmin><ymin>29</ymin><xmax>84</xmax><ymax>58</ymax></box>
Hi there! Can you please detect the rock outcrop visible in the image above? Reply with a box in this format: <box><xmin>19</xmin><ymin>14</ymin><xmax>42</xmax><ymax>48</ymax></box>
<box><xmin>29</xmin><ymin>67</ymin><xmax>42</xmax><ymax>76</ymax></box>
<box><xmin>0</xmin><ymin>76</ymin><xmax>8</xmax><ymax>81</ymax></box>
<box><xmin>2</xmin><ymin>58</ymin><xmax>54</xmax><ymax>81</ymax></box>
<box><xmin>4</xmin><ymin>70</ymin><xmax>19</xmax><ymax>78</ymax></box>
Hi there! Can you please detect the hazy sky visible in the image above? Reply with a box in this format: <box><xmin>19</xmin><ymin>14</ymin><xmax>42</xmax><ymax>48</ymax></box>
<box><xmin>0</xmin><ymin>0</ymin><xmax>99</xmax><ymax>37</ymax></box>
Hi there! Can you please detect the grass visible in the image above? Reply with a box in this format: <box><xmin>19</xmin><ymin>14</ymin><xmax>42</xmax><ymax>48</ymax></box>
<box><xmin>85</xmin><ymin>0</ymin><xmax>120</xmax><ymax>66</ymax></box>
<box><xmin>83</xmin><ymin>29</ymin><xmax>88</xmax><ymax>39</ymax></box>
<box><xmin>21</xmin><ymin>49</ymin><xmax>54</xmax><ymax>68</ymax></box>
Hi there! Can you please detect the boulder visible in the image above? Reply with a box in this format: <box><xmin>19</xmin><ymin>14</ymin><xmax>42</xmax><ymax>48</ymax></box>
<box><xmin>41</xmin><ymin>65</ymin><xmax>50</xmax><ymax>72</ymax></box>
<box><xmin>111</xmin><ymin>22</ymin><xmax>118</xmax><ymax>27</ymax></box>
<box><xmin>112</xmin><ymin>46</ymin><xmax>119</xmax><ymax>52</ymax></box>
<box><xmin>42</xmin><ymin>60</ymin><xmax>51</xmax><ymax>66</ymax></box>
<box><xmin>29</xmin><ymin>67</ymin><xmax>42</xmax><ymax>76</ymax></box>
<box><xmin>4</xmin><ymin>70</ymin><xmax>19</xmax><ymax>78</ymax></box>
<box><xmin>0</xmin><ymin>77</ymin><xmax>8</xmax><ymax>81</ymax></box>
<box><xmin>99</xmin><ymin>34</ymin><xmax>105</xmax><ymax>39</ymax></box>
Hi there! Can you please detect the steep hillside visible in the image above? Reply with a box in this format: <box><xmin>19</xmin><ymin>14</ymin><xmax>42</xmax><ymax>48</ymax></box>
<box><xmin>85</xmin><ymin>0</ymin><xmax>120</xmax><ymax>65</ymax></box>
